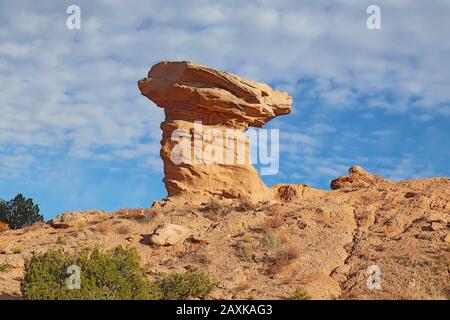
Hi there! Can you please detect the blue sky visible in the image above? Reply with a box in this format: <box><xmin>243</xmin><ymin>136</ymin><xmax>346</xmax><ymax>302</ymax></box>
<box><xmin>0</xmin><ymin>0</ymin><xmax>449</xmax><ymax>219</ymax></box>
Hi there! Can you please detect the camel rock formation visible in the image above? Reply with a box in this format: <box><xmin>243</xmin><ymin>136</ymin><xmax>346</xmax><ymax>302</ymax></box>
<box><xmin>138</xmin><ymin>61</ymin><xmax>292</xmax><ymax>202</ymax></box>
<box><xmin>0</xmin><ymin>60</ymin><xmax>448</xmax><ymax>299</ymax></box>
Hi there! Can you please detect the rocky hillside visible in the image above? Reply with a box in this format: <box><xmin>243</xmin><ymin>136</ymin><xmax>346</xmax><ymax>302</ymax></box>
<box><xmin>1</xmin><ymin>62</ymin><xmax>448</xmax><ymax>300</ymax></box>
<box><xmin>0</xmin><ymin>167</ymin><xmax>448</xmax><ymax>300</ymax></box>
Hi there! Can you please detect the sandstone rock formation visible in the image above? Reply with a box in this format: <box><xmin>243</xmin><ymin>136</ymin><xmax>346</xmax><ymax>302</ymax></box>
<box><xmin>1</xmin><ymin>61</ymin><xmax>448</xmax><ymax>301</ymax></box>
<box><xmin>49</xmin><ymin>210</ymin><xmax>108</xmax><ymax>229</ymax></box>
<box><xmin>138</xmin><ymin>61</ymin><xmax>292</xmax><ymax>202</ymax></box>
<box><xmin>330</xmin><ymin>165</ymin><xmax>388</xmax><ymax>190</ymax></box>
<box><xmin>150</xmin><ymin>223</ymin><xmax>190</xmax><ymax>246</ymax></box>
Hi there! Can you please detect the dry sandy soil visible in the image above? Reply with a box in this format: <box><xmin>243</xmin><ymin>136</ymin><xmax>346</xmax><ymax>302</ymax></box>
<box><xmin>0</xmin><ymin>167</ymin><xmax>448</xmax><ymax>300</ymax></box>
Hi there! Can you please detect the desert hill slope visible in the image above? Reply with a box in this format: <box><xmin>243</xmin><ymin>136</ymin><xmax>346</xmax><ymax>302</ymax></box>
<box><xmin>1</xmin><ymin>166</ymin><xmax>448</xmax><ymax>300</ymax></box>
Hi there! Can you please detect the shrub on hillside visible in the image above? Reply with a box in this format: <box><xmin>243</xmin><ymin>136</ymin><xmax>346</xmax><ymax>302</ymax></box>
<box><xmin>21</xmin><ymin>246</ymin><xmax>156</xmax><ymax>300</ymax></box>
<box><xmin>154</xmin><ymin>269</ymin><xmax>216</xmax><ymax>300</ymax></box>
<box><xmin>21</xmin><ymin>246</ymin><xmax>216</xmax><ymax>300</ymax></box>
<box><xmin>0</xmin><ymin>194</ymin><xmax>43</xmax><ymax>229</ymax></box>
<box><xmin>291</xmin><ymin>287</ymin><xmax>311</xmax><ymax>300</ymax></box>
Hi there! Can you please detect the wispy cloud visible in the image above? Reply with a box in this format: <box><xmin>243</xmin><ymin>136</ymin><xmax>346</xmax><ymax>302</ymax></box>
<box><xmin>0</xmin><ymin>0</ymin><xmax>449</xmax><ymax>216</ymax></box>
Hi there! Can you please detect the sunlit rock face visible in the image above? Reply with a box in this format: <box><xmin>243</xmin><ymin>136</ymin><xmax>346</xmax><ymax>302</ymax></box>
<box><xmin>138</xmin><ymin>61</ymin><xmax>292</xmax><ymax>202</ymax></box>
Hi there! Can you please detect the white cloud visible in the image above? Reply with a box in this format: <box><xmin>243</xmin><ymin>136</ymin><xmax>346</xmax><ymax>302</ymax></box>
<box><xmin>0</xmin><ymin>0</ymin><xmax>449</xmax><ymax>180</ymax></box>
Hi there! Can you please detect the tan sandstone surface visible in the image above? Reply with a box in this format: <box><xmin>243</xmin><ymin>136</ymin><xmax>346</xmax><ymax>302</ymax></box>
<box><xmin>0</xmin><ymin>62</ymin><xmax>448</xmax><ymax>300</ymax></box>
<box><xmin>0</xmin><ymin>167</ymin><xmax>448</xmax><ymax>300</ymax></box>
<box><xmin>138</xmin><ymin>61</ymin><xmax>292</xmax><ymax>202</ymax></box>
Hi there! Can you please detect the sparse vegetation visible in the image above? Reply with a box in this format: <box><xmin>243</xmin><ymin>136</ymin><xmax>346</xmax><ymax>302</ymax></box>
<box><xmin>57</xmin><ymin>236</ymin><xmax>68</xmax><ymax>245</ymax></box>
<box><xmin>201</xmin><ymin>199</ymin><xmax>221</xmax><ymax>214</ymax></box>
<box><xmin>93</xmin><ymin>223</ymin><xmax>111</xmax><ymax>234</ymax></box>
<box><xmin>291</xmin><ymin>287</ymin><xmax>311</xmax><ymax>300</ymax></box>
<box><xmin>257</xmin><ymin>200</ymin><xmax>272</xmax><ymax>211</ymax></box>
<box><xmin>20</xmin><ymin>246</ymin><xmax>216</xmax><ymax>300</ymax></box>
<box><xmin>260</xmin><ymin>230</ymin><xmax>280</xmax><ymax>249</ymax></box>
<box><xmin>201</xmin><ymin>199</ymin><xmax>232</xmax><ymax>220</ymax></box>
<box><xmin>0</xmin><ymin>263</ymin><xmax>13</xmax><ymax>273</ymax></box>
<box><xmin>235</xmin><ymin>233</ymin><xmax>255</xmax><ymax>262</ymax></box>
<box><xmin>12</xmin><ymin>245</ymin><xmax>24</xmax><ymax>254</ymax></box>
<box><xmin>21</xmin><ymin>246</ymin><xmax>156</xmax><ymax>300</ymax></box>
<box><xmin>280</xmin><ymin>246</ymin><xmax>300</xmax><ymax>261</ymax></box>
<box><xmin>235</xmin><ymin>196</ymin><xmax>257</xmax><ymax>212</ymax></box>
<box><xmin>154</xmin><ymin>269</ymin><xmax>216</xmax><ymax>300</ymax></box>
<box><xmin>76</xmin><ymin>220</ymin><xmax>87</xmax><ymax>230</ymax></box>
<box><xmin>0</xmin><ymin>194</ymin><xmax>43</xmax><ymax>229</ymax></box>
<box><xmin>116</xmin><ymin>224</ymin><xmax>131</xmax><ymax>235</ymax></box>
<box><xmin>267</xmin><ymin>246</ymin><xmax>300</xmax><ymax>275</ymax></box>
<box><xmin>262</xmin><ymin>216</ymin><xmax>284</xmax><ymax>229</ymax></box>
<box><xmin>237</xmin><ymin>242</ymin><xmax>254</xmax><ymax>262</ymax></box>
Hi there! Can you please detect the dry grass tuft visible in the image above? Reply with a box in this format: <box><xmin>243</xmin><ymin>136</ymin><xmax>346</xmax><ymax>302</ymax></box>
<box><xmin>262</xmin><ymin>216</ymin><xmax>285</xmax><ymax>229</ymax></box>
<box><xmin>0</xmin><ymin>263</ymin><xmax>13</xmax><ymax>273</ymax></box>
<box><xmin>57</xmin><ymin>235</ymin><xmax>68</xmax><ymax>245</ymax></box>
<box><xmin>260</xmin><ymin>230</ymin><xmax>280</xmax><ymax>249</ymax></box>
<box><xmin>12</xmin><ymin>245</ymin><xmax>24</xmax><ymax>254</ymax></box>
<box><xmin>291</xmin><ymin>287</ymin><xmax>311</xmax><ymax>300</ymax></box>
<box><xmin>236</xmin><ymin>242</ymin><xmax>254</xmax><ymax>262</ymax></box>
<box><xmin>116</xmin><ymin>224</ymin><xmax>132</xmax><ymax>235</ymax></box>
<box><xmin>76</xmin><ymin>220</ymin><xmax>87</xmax><ymax>230</ymax></box>
<box><xmin>266</xmin><ymin>246</ymin><xmax>300</xmax><ymax>275</ymax></box>
<box><xmin>235</xmin><ymin>196</ymin><xmax>258</xmax><ymax>212</ymax></box>
<box><xmin>201</xmin><ymin>199</ymin><xmax>232</xmax><ymax>220</ymax></box>
<box><xmin>93</xmin><ymin>223</ymin><xmax>111</xmax><ymax>235</ymax></box>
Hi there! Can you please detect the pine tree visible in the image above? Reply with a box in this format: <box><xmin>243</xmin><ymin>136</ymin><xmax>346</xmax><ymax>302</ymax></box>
<box><xmin>0</xmin><ymin>194</ymin><xmax>43</xmax><ymax>229</ymax></box>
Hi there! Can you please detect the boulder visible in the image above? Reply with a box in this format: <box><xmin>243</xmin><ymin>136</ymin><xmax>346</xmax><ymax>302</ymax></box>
<box><xmin>150</xmin><ymin>223</ymin><xmax>190</xmax><ymax>246</ymax></box>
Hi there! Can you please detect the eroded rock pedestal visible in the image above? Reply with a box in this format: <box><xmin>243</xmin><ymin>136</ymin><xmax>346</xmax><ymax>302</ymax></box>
<box><xmin>138</xmin><ymin>61</ymin><xmax>292</xmax><ymax>202</ymax></box>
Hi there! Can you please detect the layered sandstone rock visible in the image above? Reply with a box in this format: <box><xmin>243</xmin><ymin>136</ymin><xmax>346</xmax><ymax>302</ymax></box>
<box><xmin>49</xmin><ymin>210</ymin><xmax>108</xmax><ymax>229</ymax></box>
<box><xmin>138</xmin><ymin>61</ymin><xmax>292</xmax><ymax>201</ymax></box>
<box><xmin>330</xmin><ymin>165</ymin><xmax>389</xmax><ymax>190</ymax></box>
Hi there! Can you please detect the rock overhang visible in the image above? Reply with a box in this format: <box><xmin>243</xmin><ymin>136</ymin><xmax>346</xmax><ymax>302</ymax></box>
<box><xmin>138</xmin><ymin>61</ymin><xmax>292</xmax><ymax>129</ymax></box>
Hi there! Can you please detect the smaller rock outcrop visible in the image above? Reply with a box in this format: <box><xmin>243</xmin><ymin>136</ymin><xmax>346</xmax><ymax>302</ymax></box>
<box><xmin>330</xmin><ymin>166</ymin><xmax>387</xmax><ymax>190</ymax></box>
<box><xmin>49</xmin><ymin>210</ymin><xmax>108</xmax><ymax>229</ymax></box>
